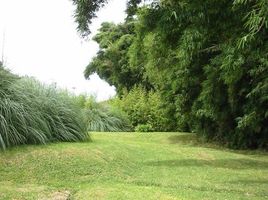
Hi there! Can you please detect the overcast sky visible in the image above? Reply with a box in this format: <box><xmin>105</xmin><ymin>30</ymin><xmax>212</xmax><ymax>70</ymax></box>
<box><xmin>0</xmin><ymin>0</ymin><xmax>127</xmax><ymax>101</ymax></box>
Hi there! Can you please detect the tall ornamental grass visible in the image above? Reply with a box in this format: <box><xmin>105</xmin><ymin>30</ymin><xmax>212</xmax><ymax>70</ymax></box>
<box><xmin>82</xmin><ymin>96</ymin><xmax>132</xmax><ymax>132</ymax></box>
<box><xmin>0</xmin><ymin>66</ymin><xmax>88</xmax><ymax>150</ymax></box>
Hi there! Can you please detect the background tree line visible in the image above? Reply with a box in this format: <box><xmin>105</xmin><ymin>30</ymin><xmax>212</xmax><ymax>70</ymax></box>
<box><xmin>73</xmin><ymin>0</ymin><xmax>268</xmax><ymax>149</ymax></box>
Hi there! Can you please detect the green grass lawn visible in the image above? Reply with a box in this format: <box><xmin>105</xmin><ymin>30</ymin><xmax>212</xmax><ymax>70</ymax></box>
<box><xmin>0</xmin><ymin>132</ymin><xmax>268</xmax><ymax>200</ymax></box>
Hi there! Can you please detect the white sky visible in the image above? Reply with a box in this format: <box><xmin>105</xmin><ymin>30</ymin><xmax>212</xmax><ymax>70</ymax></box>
<box><xmin>0</xmin><ymin>0</ymin><xmax>127</xmax><ymax>101</ymax></box>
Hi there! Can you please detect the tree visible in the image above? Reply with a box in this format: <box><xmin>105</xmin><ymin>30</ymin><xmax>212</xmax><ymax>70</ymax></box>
<box><xmin>73</xmin><ymin>0</ymin><xmax>268</xmax><ymax>149</ymax></box>
<box><xmin>84</xmin><ymin>21</ymin><xmax>150</xmax><ymax>94</ymax></box>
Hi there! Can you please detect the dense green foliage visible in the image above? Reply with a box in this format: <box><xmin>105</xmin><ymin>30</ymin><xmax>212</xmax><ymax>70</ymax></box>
<box><xmin>111</xmin><ymin>86</ymin><xmax>169</xmax><ymax>131</ymax></box>
<box><xmin>84</xmin><ymin>22</ymin><xmax>150</xmax><ymax>93</ymax></box>
<box><xmin>134</xmin><ymin>124</ymin><xmax>153</xmax><ymax>132</ymax></box>
<box><xmin>0</xmin><ymin>65</ymin><xmax>88</xmax><ymax>150</ymax></box>
<box><xmin>130</xmin><ymin>0</ymin><xmax>268</xmax><ymax>149</ymax></box>
<box><xmin>74</xmin><ymin>0</ymin><xmax>268</xmax><ymax>149</ymax></box>
<box><xmin>77</xmin><ymin>95</ymin><xmax>132</xmax><ymax>132</ymax></box>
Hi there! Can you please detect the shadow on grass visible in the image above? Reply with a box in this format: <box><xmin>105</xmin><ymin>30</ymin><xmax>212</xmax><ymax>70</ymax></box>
<box><xmin>228</xmin><ymin>179</ymin><xmax>268</xmax><ymax>185</ymax></box>
<box><xmin>124</xmin><ymin>180</ymin><xmax>266</xmax><ymax>197</ymax></box>
<box><xmin>168</xmin><ymin>134</ymin><xmax>268</xmax><ymax>156</ymax></box>
<box><xmin>168</xmin><ymin>134</ymin><xmax>200</xmax><ymax>145</ymax></box>
<box><xmin>145</xmin><ymin>158</ymin><xmax>268</xmax><ymax>170</ymax></box>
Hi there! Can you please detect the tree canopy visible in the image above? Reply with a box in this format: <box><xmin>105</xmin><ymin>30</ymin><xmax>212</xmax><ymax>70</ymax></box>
<box><xmin>83</xmin><ymin>21</ymin><xmax>149</xmax><ymax>93</ymax></box>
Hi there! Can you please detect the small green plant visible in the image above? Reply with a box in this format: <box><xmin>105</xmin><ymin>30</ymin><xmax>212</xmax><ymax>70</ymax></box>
<box><xmin>135</xmin><ymin>124</ymin><xmax>153</xmax><ymax>132</ymax></box>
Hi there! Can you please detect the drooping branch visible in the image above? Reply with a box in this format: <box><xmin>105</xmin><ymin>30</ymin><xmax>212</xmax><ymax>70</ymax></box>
<box><xmin>72</xmin><ymin>0</ymin><xmax>108</xmax><ymax>37</ymax></box>
<box><xmin>72</xmin><ymin>0</ymin><xmax>148</xmax><ymax>37</ymax></box>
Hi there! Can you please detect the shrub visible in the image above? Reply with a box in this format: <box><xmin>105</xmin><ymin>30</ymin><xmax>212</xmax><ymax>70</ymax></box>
<box><xmin>135</xmin><ymin>124</ymin><xmax>153</xmax><ymax>132</ymax></box>
<box><xmin>111</xmin><ymin>86</ymin><xmax>169</xmax><ymax>131</ymax></box>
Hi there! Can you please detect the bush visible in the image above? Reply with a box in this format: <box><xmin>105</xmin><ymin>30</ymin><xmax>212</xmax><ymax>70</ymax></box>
<box><xmin>111</xmin><ymin>86</ymin><xmax>169</xmax><ymax>131</ymax></box>
<box><xmin>0</xmin><ymin>66</ymin><xmax>88</xmax><ymax>150</ymax></box>
<box><xmin>135</xmin><ymin>124</ymin><xmax>153</xmax><ymax>132</ymax></box>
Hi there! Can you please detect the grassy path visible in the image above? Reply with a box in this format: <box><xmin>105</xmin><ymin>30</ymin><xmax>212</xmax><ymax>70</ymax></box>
<box><xmin>0</xmin><ymin>132</ymin><xmax>268</xmax><ymax>199</ymax></box>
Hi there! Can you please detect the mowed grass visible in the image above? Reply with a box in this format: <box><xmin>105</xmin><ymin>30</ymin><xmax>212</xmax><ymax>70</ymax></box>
<box><xmin>0</xmin><ymin>133</ymin><xmax>268</xmax><ymax>200</ymax></box>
